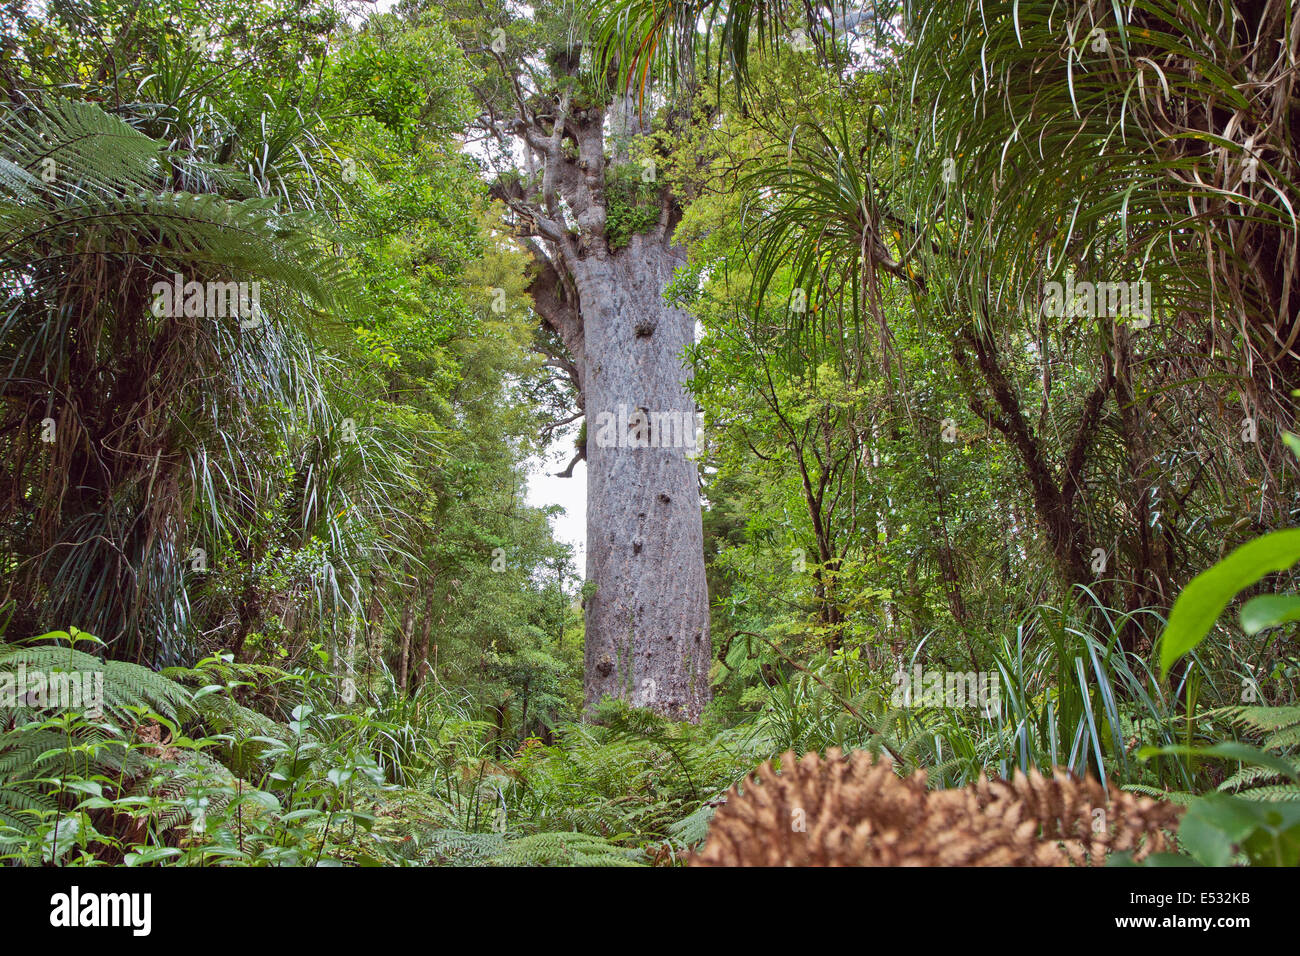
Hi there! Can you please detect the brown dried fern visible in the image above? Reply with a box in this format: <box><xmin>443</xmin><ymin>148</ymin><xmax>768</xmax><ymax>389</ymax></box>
<box><xmin>692</xmin><ymin>749</ymin><xmax>1182</xmax><ymax>866</ymax></box>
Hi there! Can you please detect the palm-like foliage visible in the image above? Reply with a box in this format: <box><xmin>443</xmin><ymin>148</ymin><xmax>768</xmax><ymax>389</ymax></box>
<box><xmin>898</xmin><ymin>0</ymin><xmax>1297</xmax><ymax>385</ymax></box>
<box><xmin>888</xmin><ymin>0</ymin><xmax>1299</xmax><ymax>591</ymax></box>
<box><xmin>588</xmin><ymin>0</ymin><xmax>896</xmax><ymax>97</ymax></box>
<box><xmin>0</xmin><ymin>95</ymin><xmax>370</xmax><ymax>662</ymax></box>
<box><xmin>600</xmin><ymin>0</ymin><xmax>1298</xmax><ymax>417</ymax></box>
<box><xmin>608</xmin><ymin>0</ymin><xmax>1298</xmax><ymax>609</ymax></box>
<box><xmin>739</xmin><ymin>112</ymin><xmax>911</xmax><ymax>370</ymax></box>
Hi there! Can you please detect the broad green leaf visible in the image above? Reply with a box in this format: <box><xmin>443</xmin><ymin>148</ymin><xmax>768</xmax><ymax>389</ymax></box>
<box><xmin>58</xmin><ymin>779</ymin><xmax>103</xmax><ymax>797</ymax></box>
<box><xmin>238</xmin><ymin>789</ymin><xmax>281</xmax><ymax>811</ymax></box>
<box><xmin>326</xmin><ymin>767</ymin><xmax>352</xmax><ymax>787</ymax></box>
<box><xmin>1177</xmin><ymin>794</ymin><xmax>1259</xmax><ymax>866</ymax></box>
<box><xmin>41</xmin><ymin>814</ymin><xmax>81</xmax><ymax>863</ymax></box>
<box><xmin>280</xmin><ymin>808</ymin><xmax>325</xmax><ymax>823</ymax></box>
<box><xmin>124</xmin><ymin>846</ymin><xmax>182</xmax><ymax>865</ymax></box>
<box><xmin>1181</xmin><ymin>794</ymin><xmax>1300</xmax><ymax>867</ymax></box>
<box><xmin>1241</xmin><ymin>806</ymin><xmax>1300</xmax><ymax>866</ymax></box>
<box><xmin>1159</xmin><ymin>529</ymin><xmax>1300</xmax><ymax>677</ymax></box>
<box><xmin>1240</xmin><ymin>594</ymin><xmax>1300</xmax><ymax>635</ymax></box>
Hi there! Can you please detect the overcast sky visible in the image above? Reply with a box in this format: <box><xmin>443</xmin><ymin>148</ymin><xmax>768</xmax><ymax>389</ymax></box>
<box><xmin>527</xmin><ymin>431</ymin><xmax>587</xmax><ymax>573</ymax></box>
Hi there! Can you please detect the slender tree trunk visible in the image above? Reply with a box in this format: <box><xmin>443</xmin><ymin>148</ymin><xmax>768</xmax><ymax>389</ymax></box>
<box><xmin>342</xmin><ymin>579</ymin><xmax>359</xmax><ymax>705</ymax></box>
<box><xmin>413</xmin><ymin>584</ymin><xmax>435</xmax><ymax>691</ymax></box>
<box><xmin>930</xmin><ymin>451</ymin><xmax>969</xmax><ymax>627</ymax></box>
<box><xmin>1113</xmin><ymin>324</ymin><xmax>1172</xmax><ymax>650</ymax></box>
<box><xmin>365</xmin><ymin>570</ymin><xmax>384</xmax><ymax>683</ymax></box>
<box><xmin>398</xmin><ymin>597</ymin><xmax>414</xmax><ymax>693</ymax></box>
<box><xmin>520</xmin><ymin>675</ymin><xmax>530</xmax><ymax>738</ymax></box>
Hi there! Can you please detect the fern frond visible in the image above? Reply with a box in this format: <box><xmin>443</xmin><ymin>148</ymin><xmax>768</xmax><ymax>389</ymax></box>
<box><xmin>1122</xmin><ymin>784</ymin><xmax>1197</xmax><ymax>807</ymax></box>
<box><xmin>1233</xmin><ymin>785</ymin><xmax>1300</xmax><ymax>802</ymax></box>
<box><xmin>1219</xmin><ymin>764</ymin><xmax>1294</xmax><ymax>793</ymax></box>
<box><xmin>667</xmin><ymin>801</ymin><xmax>717</xmax><ymax>847</ymax></box>
<box><xmin>0</xmin><ymin>643</ymin><xmax>192</xmax><ymax>722</ymax></box>
<box><xmin>0</xmin><ymin>783</ymin><xmax>57</xmax><ymax>835</ymax></box>
<box><xmin>1229</xmin><ymin>706</ymin><xmax>1300</xmax><ymax>735</ymax></box>
<box><xmin>488</xmin><ymin>831</ymin><xmax>644</xmax><ymax>867</ymax></box>
<box><xmin>0</xmin><ymin>98</ymin><xmax>161</xmax><ymax>196</ymax></box>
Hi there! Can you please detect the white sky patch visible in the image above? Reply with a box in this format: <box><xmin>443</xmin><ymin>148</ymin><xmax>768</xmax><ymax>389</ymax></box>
<box><xmin>526</xmin><ymin>427</ymin><xmax>587</xmax><ymax>573</ymax></box>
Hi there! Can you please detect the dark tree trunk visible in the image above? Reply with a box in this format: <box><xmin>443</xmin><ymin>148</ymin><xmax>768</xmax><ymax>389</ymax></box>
<box><xmin>412</xmin><ymin>584</ymin><xmax>435</xmax><ymax>691</ymax></box>
<box><xmin>954</xmin><ymin>323</ymin><xmax>1112</xmax><ymax>591</ymax></box>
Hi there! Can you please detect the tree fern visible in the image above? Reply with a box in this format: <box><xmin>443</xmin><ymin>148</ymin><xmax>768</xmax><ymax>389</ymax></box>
<box><xmin>0</xmin><ymin>634</ymin><xmax>197</xmax><ymax>845</ymax></box>
<box><xmin>0</xmin><ymin>95</ymin><xmax>365</xmax><ymax>658</ymax></box>
<box><xmin>0</xmin><ymin>97</ymin><xmax>163</xmax><ymax>196</ymax></box>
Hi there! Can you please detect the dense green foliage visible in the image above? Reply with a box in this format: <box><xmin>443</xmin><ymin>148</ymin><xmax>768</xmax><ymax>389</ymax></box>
<box><xmin>1</xmin><ymin>0</ymin><xmax>1298</xmax><ymax>866</ymax></box>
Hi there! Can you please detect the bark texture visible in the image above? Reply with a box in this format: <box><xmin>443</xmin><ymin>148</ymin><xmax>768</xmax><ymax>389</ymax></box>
<box><xmin>486</xmin><ymin>65</ymin><xmax>711</xmax><ymax>721</ymax></box>
<box><xmin>579</xmin><ymin>240</ymin><xmax>711</xmax><ymax>721</ymax></box>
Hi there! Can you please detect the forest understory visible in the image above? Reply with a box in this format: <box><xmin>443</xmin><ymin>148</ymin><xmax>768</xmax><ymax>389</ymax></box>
<box><xmin>2</xmin><ymin>0</ymin><xmax>1299</xmax><ymax>873</ymax></box>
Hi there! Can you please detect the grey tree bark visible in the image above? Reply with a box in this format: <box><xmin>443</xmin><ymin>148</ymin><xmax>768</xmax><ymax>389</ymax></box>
<box><xmin>578</xmin><ymin>240</ymin><xmax>711</xmax><ymax>721</ymax></box>
<box><xmin>486</xmin><ymin>68</ymin><xmax>711</xmax><ymax>721</ymax></box>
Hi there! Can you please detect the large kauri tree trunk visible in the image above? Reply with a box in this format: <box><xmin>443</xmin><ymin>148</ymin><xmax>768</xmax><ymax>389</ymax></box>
<box><xmin>577</xmin><ymin>240</ymin><xmax>711</xmax><ymax>721</ymax></box>
<box><xmin>487</xmin><ymin>69</ymin><xmax>711</xmax><ymax>721</ymax></box>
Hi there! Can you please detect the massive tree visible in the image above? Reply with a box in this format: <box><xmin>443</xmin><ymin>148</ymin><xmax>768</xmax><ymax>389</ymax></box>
<box><xmin>450</xmin><ymin>3</ymin><xmax>712</xmax><ymax>720</ymax></box>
